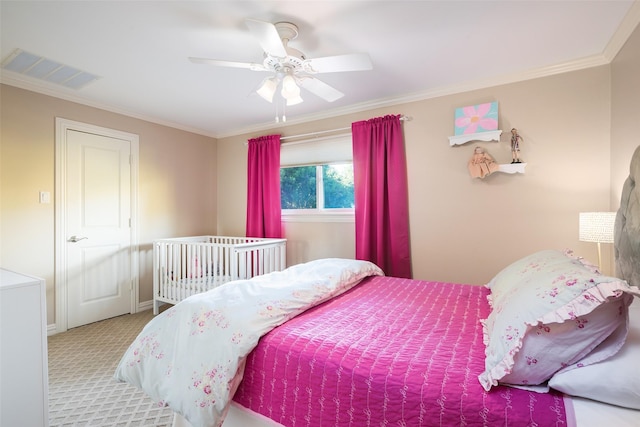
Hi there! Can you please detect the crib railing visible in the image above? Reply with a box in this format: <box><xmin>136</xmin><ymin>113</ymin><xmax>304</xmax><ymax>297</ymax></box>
<box><xmin>153</xmin><ymin>236</ymin><xmax>286</xmax><ymax>314</ymax></box>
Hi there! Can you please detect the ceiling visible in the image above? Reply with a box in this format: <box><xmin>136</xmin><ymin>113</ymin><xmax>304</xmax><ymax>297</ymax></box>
<box><xmin>2</xmin><ymin>1</ymin><xmax>639</xmax><ymax>138</ymax></box>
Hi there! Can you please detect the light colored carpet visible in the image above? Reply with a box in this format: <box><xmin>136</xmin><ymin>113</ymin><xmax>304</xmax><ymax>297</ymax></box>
<box><xmin>47</xmin><ymin>310</ymin><xmax>175</xmax><ymax>426</ymax></box>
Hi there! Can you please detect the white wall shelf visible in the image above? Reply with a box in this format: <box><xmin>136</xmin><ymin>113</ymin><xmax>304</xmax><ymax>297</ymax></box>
<box><xmin>497</xmin><ymin>163</ymin><xmax>526</xmax><ymax>174</ymax></box>
<box><xmin>449</xmin><ymin>130</ymin><xmax>503</xmax><ymax>146</ymax></box>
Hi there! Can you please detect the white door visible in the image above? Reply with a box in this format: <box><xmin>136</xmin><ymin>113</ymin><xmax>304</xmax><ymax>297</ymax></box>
<box><xmin>65</xmin><ymin>129</ymin><xmax>132</xmax><ymax>328</ymax></box>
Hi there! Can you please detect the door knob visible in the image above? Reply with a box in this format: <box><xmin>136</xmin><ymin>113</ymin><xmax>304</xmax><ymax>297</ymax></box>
<box><xmin>68</xmin><ymin>235</ymin><xmax>88</xmax><ymax>243</ymax></box>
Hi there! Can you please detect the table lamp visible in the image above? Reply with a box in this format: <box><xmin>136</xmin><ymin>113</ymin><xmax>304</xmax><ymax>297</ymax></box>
<box><xmin>579</xmin><ymin>212</ymin><xmax>616</xmax><ymax>270</ymax></box>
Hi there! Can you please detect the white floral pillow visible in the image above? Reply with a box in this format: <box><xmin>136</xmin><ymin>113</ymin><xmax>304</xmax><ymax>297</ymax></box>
<box><xmin>479</xmin><ymin>249</ymin><xmax>638</xmax><ymax>391</ymax></box>
<box><xmin>548</xmin><ymin>297</ymin><xmax>640</xmax><ymax>409</ymax></box>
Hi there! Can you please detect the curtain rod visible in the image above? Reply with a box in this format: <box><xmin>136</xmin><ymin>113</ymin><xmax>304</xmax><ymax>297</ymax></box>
<box><xmin>280</xmin><ymin>115</ymin><xmax>412</xmax><ymax>141</ymax></box>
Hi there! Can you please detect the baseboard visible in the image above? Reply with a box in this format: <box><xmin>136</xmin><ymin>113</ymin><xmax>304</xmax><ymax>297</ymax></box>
<box><xmin>47</xmin><ymin>300</ymin><xmax>155</xmax><ymax>335</ymax></box>
<box><xmin>138</xmin><ymin>299</ymin><xmax>153</xmax><ymax>312</ymax></box>
<box><xmin>47</xmin><ymin>323</ymin><xmax>57</xmax><ymax>336</ymax></box>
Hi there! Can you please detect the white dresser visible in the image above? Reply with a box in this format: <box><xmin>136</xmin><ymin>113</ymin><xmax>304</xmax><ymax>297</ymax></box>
<box><xmin>0</xmin><ymin>268</ymin><xmax>49</xmax><ymax>427</ymax></box>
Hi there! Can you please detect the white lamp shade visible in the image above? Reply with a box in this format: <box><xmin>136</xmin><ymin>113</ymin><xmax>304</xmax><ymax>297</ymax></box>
<box><xmin>257</xmin><ymin>77</ymin><xmax>277</xmax><ymax>103</ymax></box>
<box><xmin>281</xmin><ymin>74</ymin><xmax>301</xmax><ymax>99</ymax></box>
<box><xmin>579</xmin><ymin>212</ymin><xmax>616</xmax><ymax>243</ymax></box>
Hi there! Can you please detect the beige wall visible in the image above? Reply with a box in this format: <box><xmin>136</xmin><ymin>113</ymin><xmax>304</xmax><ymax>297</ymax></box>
<box><xmin>2</xmin><ymin>23</ymin><xmax>638</xmax><ymax>327</ymax></box>
<box><xmin>611</xmin><ymin>23</ymin><xmax>640</xmax><ymax>208</ymax></box>
<box><xmin>0</xmin><ymin>85</ymin><xmax>217</xmax><ymax>324</ymax></box>
<box><xmin>218</xmin><ymin>65</ymin><xmax>615</xmax><ymax>284</ymax></box>
<box><xmin>283</xmin><ymin>221</ymin><xmax>355</xmax><ymax>266</ymax></box>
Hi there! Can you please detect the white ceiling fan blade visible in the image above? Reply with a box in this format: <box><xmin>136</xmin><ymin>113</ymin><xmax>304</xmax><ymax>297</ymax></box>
<box><xmin>245</xmin><ymin>19</ymin><xmax>287</xmax><ymax>58</ymax></box>
<box><xmin>304</xmin><ymin>53</ymin><xmax>373</xmax><ymax>73</ymax></box>
<box><xmin>298</xmin><ymin>77</ymin><xmax>344</xmax><ymax>102</ymax></box>
<box><xmin>188</xmin><ymin>57</ymin><xmax>266</xmax><ymax>71</ymax></box>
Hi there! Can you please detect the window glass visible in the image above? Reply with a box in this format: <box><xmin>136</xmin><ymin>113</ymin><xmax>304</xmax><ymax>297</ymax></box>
<box><xmin>279</xmin><ymin>133</ymin><xmax>354</xmax><ymax>220</ymax></box>
<box><xmin>280</xmin><ymin>163</ymin><xmax>354</xmax><ymax>211</ymax></box>
<box><xmin>322</xmin><ymin>164</ymin><xmax>354</xmax><ymax>208</ymax></box>
<box><xmin>280</xmin><ymin>165</ymin><xmax>316</xmax><ymax>209</ymax></box>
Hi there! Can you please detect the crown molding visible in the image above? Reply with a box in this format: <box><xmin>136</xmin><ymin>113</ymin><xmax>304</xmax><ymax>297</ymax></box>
<box><xmin>603</xmin><ymin>0</ymin><xmax>640</xmax><ymax>62</ymax></box>
<box><xmin>216</xmin><ymin>53</ymin><xmax>610</xmax><ymax>139</ymax></box>
<box><xmin>4</xmin><ymin>0</ymin><xmax>640</xmax><ymax>141</ymax></box>
<box><xmin>0</xmin><ymin>73</ymin><xmax>217</xmax><ymax>137</ymax></box>
<box><xmin>0</xmin><ymin>51</ymin><xmax>616</xmax><ymax>141</ymax></box>
<box><xmin>209</xmin><ymin>2</ymin><xmax>640</xmax><ymax>139</ymax></box>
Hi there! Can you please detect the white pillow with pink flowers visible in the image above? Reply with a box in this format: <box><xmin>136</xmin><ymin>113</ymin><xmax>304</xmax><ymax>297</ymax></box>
<box><xmin>548</xmin><ymin>297</ymin><xmax>640</xmax><ymax>409</ymax></box>
<box><xmin>478</xmin><ymin>249</ymin><xmax>638</xmax><ymax>391</ymax></box>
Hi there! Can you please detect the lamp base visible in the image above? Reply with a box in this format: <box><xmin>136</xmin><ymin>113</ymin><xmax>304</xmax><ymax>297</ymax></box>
<box><xmin>596</xmin><ymin>242</ymin><xmax>605</xmax><ymax>274</ymax></box>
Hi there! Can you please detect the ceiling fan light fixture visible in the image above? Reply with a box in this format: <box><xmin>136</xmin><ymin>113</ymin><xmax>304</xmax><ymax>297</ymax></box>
<box><xmin>257</xmin><ymin>77</ymin><xmax>278</xmax><ymax>103</ymax></box>
<box><xmin>281</xmin><ymin>74</ymin><xmax>301</xmax><ymax>101</ymax></box>
<box><xmin>190</xmin><ymin>18</ymin><xmax>374</xmax><ymax>116</ymax></box>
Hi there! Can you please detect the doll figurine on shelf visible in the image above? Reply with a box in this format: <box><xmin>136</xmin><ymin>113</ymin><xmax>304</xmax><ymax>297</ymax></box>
<box><xmin>511</xmin><ymin>128</ymin><xmax>523</xmax><ymax>163</ymax></box>
<box><xmin>468</xmin><ymin>146</ymin><xmax>499</xmax><ymax>179</ymax></box>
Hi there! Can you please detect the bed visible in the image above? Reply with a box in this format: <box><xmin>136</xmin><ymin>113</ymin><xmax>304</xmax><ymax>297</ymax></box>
<box><xmin>153</xmin><ymin>236</ymin><xmax>287</xmax><ymax>314</ymax></box>
<box><xmin>116</xmin><ymin>147</ymin><xmax>640</xmax><ymax>427</ymax></box>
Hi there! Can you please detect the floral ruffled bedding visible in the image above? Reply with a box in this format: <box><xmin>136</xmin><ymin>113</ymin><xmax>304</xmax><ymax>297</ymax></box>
<box><xmin>114</xmin><ymin>258</ymin><xmax>383</xmax><ymax>427</ymax></box>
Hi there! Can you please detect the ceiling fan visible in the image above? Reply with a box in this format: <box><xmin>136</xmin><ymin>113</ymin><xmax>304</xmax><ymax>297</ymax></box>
<box><xmin>189</xmin><ymin>19</ymin><xmax>373</xmax><ymax>107</ymax></box>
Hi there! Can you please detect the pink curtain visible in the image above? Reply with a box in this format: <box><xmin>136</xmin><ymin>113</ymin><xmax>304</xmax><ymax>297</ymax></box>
<box><xmin>246</xmin><ymin>134</ymin><xmax>282</xmax><ymax>238</ymax></box>
<box><xmin>352</xmin><ymin>115</ymin><xmax>412</xmax><ymax>278</ymax></box>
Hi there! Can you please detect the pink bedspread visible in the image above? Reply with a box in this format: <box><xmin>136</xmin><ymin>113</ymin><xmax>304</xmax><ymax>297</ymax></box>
<box><xmin>234</xmin><ymin>276</ymin><xmax>568</xmax><ymax>426</ymax></box>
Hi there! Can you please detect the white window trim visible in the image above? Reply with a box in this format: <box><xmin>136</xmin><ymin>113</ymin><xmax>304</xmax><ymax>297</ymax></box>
<box><xmin>282</xmin><ymin>210</ymin><xmax>354</xmax><ymax>223</ymax></box>
<box><xmin>280</xmin><ymin>133</ymin><xmax>354</xmax><ymax>223</ymax></box>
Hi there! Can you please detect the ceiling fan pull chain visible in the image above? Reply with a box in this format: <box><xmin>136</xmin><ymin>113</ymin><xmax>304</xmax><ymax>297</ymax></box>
<box><xmin>282</xmin><ymin>98</ymin><xmax>287</xmax><ymax>122</ymax></box>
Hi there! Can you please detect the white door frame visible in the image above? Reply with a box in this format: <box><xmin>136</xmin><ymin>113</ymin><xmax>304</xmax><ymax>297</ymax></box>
<box><xmin>54</xmin><ymin>118</ymin><xmax>139</xmax><ymax>334</ymax></box>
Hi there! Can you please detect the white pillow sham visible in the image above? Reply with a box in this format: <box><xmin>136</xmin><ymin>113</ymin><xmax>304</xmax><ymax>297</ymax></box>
<box><xmin>549</xmin><ymin>297</ymin><xmax>640</xmax><ymax>409</ymax></box>
<box><xmin>479</xmin><ymin>249</ymin><xmax>638</xmax><ymax>391</ymax></box>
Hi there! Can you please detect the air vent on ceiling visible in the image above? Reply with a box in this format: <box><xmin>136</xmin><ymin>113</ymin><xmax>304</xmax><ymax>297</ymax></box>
<box><xmin>1</xmin><ymin>48</ymin><xmax>100</xmax><ymax>89</ymax></box>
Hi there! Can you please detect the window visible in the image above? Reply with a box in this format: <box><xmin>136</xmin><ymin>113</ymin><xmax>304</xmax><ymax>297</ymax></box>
<box><xmin>280</xmin><ymin>133</ymin><xmax>354</xmax><ymax>222</ymax></box>
<box><xmin>281</xmin><ymin>163</ymin><xmax>354</xmax><ymax>210</ymax></box>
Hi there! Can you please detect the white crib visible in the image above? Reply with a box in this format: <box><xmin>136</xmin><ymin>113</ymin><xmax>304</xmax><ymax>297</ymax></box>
<box><xmin>153</xmin><ymin>236</ymin><xmax>287</xmax><ymax>314</ymax></box>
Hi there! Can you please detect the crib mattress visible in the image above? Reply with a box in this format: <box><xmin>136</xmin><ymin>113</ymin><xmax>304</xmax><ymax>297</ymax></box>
<box><xmin>165</xmin><ymin>275</ymin><xmax>233</xmax><ymax>287</ymax></box>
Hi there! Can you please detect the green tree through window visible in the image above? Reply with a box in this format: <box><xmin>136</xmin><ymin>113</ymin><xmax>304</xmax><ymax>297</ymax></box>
<box><xmin>280</xmin><ymin>165</ymin><xmax>316</xmax><ymax>209</ymax></box>
<box><xmin>323</xmin><ymin>164</ymin><xmax>354</xmax><ymax>208</ymax></box>
<box><xmin>281</xmin><ymin>164</ymin><xmax>354</xmax><ymax>210</ymax></box>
